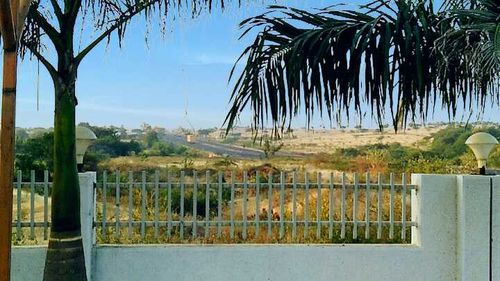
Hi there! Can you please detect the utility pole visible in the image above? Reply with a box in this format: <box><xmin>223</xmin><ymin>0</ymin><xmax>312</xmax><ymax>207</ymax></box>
<box><xmin>0</xmin><ymin>1</ymin><xmax>32</xmax><ymax>280</ymax></box>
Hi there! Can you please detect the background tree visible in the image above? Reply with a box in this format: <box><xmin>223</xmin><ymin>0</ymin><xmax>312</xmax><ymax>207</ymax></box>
<box><xmin>15</xmin><ymin>131</ymin><xmax>54</xmax><ymax>175</ymax></box>
<box><xmin>18</xmin><ymin>0</ymin><xmax>246</xmax><ymax>280</ymax></box>
<box><xmin>15</xmin><ymin>128</ymin><xmax>29</xmax><ymax>142</ymax></box>
<box><xmin>144</xmin><ymin>128</ymin><xmax>160</xmax><ymax>148</ymax></box>
<box><xmin>224</xmin><ymin>0</ymin><xmax>499</xmax><ymax>136</ymax></box>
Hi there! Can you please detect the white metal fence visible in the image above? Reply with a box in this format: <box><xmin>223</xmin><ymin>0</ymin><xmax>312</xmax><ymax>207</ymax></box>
<box><xmin>12</xmin><ymin>170</ymin><xmax>414</xmax><ymax>244</ymax></box>
<box><xmin>96</xmin><ymin>170</ymin><xmax>414</xmax><ymax>243</ymax></box>
<box><xmin>12</xmin><ymin>170</ymin><xmax>51</xmax><ymax>243</ymax></box>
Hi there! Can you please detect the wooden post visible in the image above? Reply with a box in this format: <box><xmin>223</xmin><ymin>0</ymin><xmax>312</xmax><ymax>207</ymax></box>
<box><xmin>0</xmin><ymin>48</ymin><xmax>17</xmax><ymax>281</ymax></box>
<box><xmin>0</xmin><ymin>0</ymin><xmax>16</xmax><ymax>276</ymax></box>
<box><xmin>0</xmin><ymin>1</ymin><xmax>32</xmax><ymax>280</ymax></box>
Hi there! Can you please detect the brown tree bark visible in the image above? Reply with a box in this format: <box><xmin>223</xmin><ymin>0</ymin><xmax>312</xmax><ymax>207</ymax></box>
<box><xmin>0</xmin><ymin>49</ymin><xmax>17</xmax><ymax>281</ymax></box>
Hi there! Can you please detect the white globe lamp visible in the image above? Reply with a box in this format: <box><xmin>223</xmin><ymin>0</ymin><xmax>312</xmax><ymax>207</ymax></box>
<box><xmin>76</xmin><ymin>126</ymin><xmax>97</xmax><ymax>172</ymax></box>
<box><xmin>465</xmin><ymin>132</ymin><xmax>498</xmax><ymax>175</ymax></box>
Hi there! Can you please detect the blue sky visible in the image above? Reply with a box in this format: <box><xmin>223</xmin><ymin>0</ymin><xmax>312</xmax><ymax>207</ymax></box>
<box><xmin>10</xmin><ymin>0</ymin><xmax>500</xmax><ymax>130</ymax></box>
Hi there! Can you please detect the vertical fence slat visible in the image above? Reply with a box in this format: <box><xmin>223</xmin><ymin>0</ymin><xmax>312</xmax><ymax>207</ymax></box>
<box><xmin>292</xmin><ymin>171</ymin><xmax>297</xmax><ymax>240</ymax></box>
<box><xmin>154</xmin><ymin>170</ymin><xmax>159</xmax><ymax>239</ymax></box>
<box><xmin>279</xmin><ymin>172</ymin><xmax>285</xmax><ymax>240</ymax></box>
<box><xmin>141</xmin><ymin>171</ymin><xmax>146</xmax><ymax>239</ymax></box>
<box><xmin>255</xmin><ymin>171</ymin><xmax>260</xmax><ymax>238</ymax></box>
<box><xmin>316</xmin><ymin>172</ymin><xmax>321</xmax><ymax>239</ymax></box>
<box><xmin>128</xmin><ymin>171</ymin><xmax>133</xmax><ymax>239</ymax></box>
<box><xmin>16</xmin><ymin>171</ymin><xmax>22</xmax><ymax>241</ymax></box>
<box><xmin>115</xmin><ymin>170</ymin><xmax>121</xmax><ymax>239</ymax></box>
<box><xmin>102</xmin><ymin>171</ymin><xmax>107</xmax><ymax>239</ymax></box>
<box><xmin>205</xmin><ymin>171</ymin><xmax>210</xmax><ymax>239</ymax></box>
<box><xmin>402</xmin><ymin>173</ymin><xmax>407</xmax><ymax>241</ymax></box>
<box><xmin>267</xmin><ymin>173</ymin><xmax>273</xmax><ymax>239</ymax></box>
<box><xmin>389</xmin><ymin>173</ymin><xmax>395</xmax><ymax>239</ymax></box>
<box><xmin>30</xmin><ymin>170</ymin><xmax>35</xmax><ymax>239</ymax></box>
<box><xmin>193</xmin><ymin>170</ymin><xmax>198</xmax><ymax>239</ymax></box>
<box><xmin>243</xmin><ymin>171</ymin><xmax>248</xmax><ymax>240</ymax></box>
<box><xmin>365</xmin><ymin>172</ymin><xmax>371</xmax><ymax>240</ymax></box>
<box><xmin>328</xmin><ymin>173</ymin><xmax>334</xmax><ymax>240</ymax></box>
<box><xmin>167</xmin><ymin>170</ymin><xmax>172</xmax><ymax>238</ymax></box>
<box><xmin>43</xmin><ymin>170</ymin><xmax>49</xmax><ymax>240</ymax></box>
<box><xmin>340</xmin><ymin>172</ymin><xmax>346</xmax><ymax>240</ymax></box>
<box><xmin>217</xmin><ymin>172</ymin><xmax>223</xmax><ymax>239</ymax></box>
<box><xmin>304</xmin><ymin>172</ymin><xmax>309</xmax><ymax>239</ymax></box>
<box><xmin>377</xmin><ymin>173</ymin><xmax>382</xmax><ymax>239</ymax></box>
<box><xmin>353</xmin><ymin>173</ymin><xmax>359</xmax><ymax>239</ymax></box>
<box><xmin>230</xmin><ymin>170</ymin><xmax>235</xmax><ymax>239</ymax></box>
<box><xmin>180</xmin><ymin>171</ymin><xmax>185</xmax><ymax>240</ymax></box>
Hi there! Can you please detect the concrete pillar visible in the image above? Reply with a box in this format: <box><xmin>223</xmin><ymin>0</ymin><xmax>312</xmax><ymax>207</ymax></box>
<box><xmin>411</xmin><ymin>174</ymin><xmax>457</xmax><ymax>279</ymax></box>
<box><xmin>456</xmin><ymin>175</ymin><xmax>493</xmax><ymax>281</ymax></box>
<box><xmin>79</xmin><ymin>172</ymin><xmax>96</xmax><ymax>281</ymax></box>
<box><xmin>411</xmin><ymin>175</ymin><xmax>457</xmax><ymax>246</ymax></box>
<box><xmin>492</xmin><ymin>176</ymin><xmax>500</xmax><ymax>281</ymax></box>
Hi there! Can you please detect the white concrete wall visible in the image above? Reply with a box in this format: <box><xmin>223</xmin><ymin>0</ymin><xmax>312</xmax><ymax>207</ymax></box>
<box><xmin>94</xmin><ymin>245</ymin><xmax>439</xmax><ymax>281</ymax></box>
<box><xmin>11</xmin><ymin>247</ymin><xmax>45</xmax><ymax>281</ymax></box>
<box><xmin>11</xmin><ymin>174</ymin><xmax>500</xmax><ymax>281</ymax></box>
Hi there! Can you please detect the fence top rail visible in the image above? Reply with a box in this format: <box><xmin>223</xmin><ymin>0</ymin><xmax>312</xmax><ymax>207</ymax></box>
<box><xmin>15</xmin><ymin>182</ymin><xmax>53</xmax><ymax>185</ymax></box>
<box><xmin>12</xmin><ymin>170</ymin><xmax>415</xmax><ymax>190</ymax></box>
<box><xmin>95</xmin><ymin>170</ymin><xmax>414</xmax><ymax>189</ymax></box>
<box><xmin>97</xmin><ymin>170</ymin><xmax>410</xmax><ymax>175</ymax></box>
<box><xmin>95</xmin><ymin>181</ymin><xmax>417</xmax><ymax>189</ymax></box>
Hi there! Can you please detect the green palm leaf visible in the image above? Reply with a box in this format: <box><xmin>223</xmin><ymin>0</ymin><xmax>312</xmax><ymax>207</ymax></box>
<box><xmin>225</xmin><ymin>0</ymin><xmax>499</xmax><ymax>137</ymax></box>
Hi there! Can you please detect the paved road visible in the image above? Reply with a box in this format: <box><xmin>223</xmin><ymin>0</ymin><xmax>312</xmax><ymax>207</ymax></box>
<box><xmin>163</xmin><ymin>134</ymin><xmax>299</xmax><ymax>159</ymax></box>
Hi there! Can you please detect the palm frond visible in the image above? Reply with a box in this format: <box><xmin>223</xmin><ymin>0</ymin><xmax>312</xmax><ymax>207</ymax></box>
<box><xmin>225</xmin><ymin>0</ymin><xmax>499</xmax><ymax>137</ymax></box>
<box><xmin>225</xmin><ymin>1</ymin><xmax>440</xmax><ymax>136</ymax></box>
<box><xmin>436</xmin><ymin>0</ymin><xmax>500</xmax><ymax>109</ymax></box>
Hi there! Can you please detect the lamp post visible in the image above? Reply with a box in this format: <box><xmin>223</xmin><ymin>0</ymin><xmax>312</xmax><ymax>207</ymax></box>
<box><xmin>76</xmin><ymin>126</ymin><xmax>97</xmax><ymax>172</ymax></box>
<box><xmin>465</xmin><ymin>132</ymin><xmax>499</xmax><ymax>175</ymax></box>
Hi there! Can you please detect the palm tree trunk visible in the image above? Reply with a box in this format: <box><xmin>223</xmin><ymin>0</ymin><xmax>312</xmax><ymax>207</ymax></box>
<box><xmin>0</xmin><ymin>49</ymin><xmax>17</xmax><ymax>281</ymax></box>
<box><xmin>43</xmin><ymin>81</ymin><xmax>87</xmax><ymax>281</ymax></box>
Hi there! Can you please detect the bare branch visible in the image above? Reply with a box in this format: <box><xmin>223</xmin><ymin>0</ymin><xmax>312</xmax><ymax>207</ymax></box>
<box><xmin>21</xmin><ymin>38</ymin><xmax>58</xmax><ymax>80</ymax></box>
<box><xmin>28</xmin><ymin>7</ymin><xmax>63</xmax><ymax>51</ymax></box>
